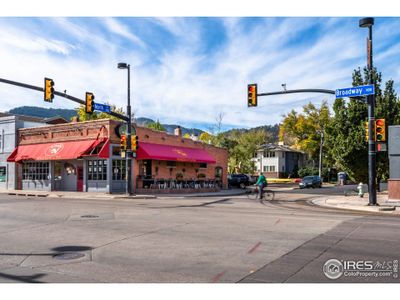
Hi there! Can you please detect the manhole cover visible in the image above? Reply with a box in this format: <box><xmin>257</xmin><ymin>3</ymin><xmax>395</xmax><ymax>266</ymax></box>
<box><xmin>81</xmin><ymin>215</ymin><xmax>99</xmax><ymax>218</ymax></box>
<box><xmin>53</xmin><ymin>252</ymin><xmax>85</xmax><ymax>260</ymax></box>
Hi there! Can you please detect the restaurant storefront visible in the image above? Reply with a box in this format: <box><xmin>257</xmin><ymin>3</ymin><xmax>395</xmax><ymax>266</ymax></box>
<box><xmin>7</xmin><ymin>119</ymin><xmax>228</xmax><ymax>194</ymax></box>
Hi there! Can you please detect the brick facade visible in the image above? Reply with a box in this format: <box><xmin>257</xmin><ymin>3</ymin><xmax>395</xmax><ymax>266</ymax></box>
<box><xmin>16</xmin><ymin>119</ymin><xmax>228</xmax><ymax>191</ymax></box>
<box><xmin>134</xmin><ymin>126</ymin><xmax>228</xmax><ymax>189</ymax></box>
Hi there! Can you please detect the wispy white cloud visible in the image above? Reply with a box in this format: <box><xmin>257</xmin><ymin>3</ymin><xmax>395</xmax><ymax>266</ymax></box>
<box><xmin>0</xmin><ymin>26</ymin><xmax>75</xmax><ymax>54</ymax></box>
<box><xmin>0</xmin><ymin>17</ymin><xmax>399</xmax><ymax>130</ymax></box>
<box><xmin>103</xmin><ymin>17</ymin><xmax>146</xmax><ymax>49</ymax></box>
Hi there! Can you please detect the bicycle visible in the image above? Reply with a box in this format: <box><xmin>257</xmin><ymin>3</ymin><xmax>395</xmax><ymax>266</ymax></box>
<box><xmin>246</xmin><ymin>185</ymin><xmax>275</xmax><ymax>202</ymax></box>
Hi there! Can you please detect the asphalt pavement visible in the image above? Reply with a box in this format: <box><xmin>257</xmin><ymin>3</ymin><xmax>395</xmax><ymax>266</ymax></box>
<box><xmin>0</xmin><ymin>186</ymin><xmax>399</xmax><ymax>283</ymax></box>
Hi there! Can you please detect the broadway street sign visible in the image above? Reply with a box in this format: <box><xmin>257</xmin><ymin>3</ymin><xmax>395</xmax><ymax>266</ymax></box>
<box><xmin>336</xmin><ymin>84</ymin><xmax>374</xmax><ymax>98</ymax></box>
<box><xmin>94</xmin><ymin>103</ymin><xmax>111</xmax><ymax>113</ymax></box>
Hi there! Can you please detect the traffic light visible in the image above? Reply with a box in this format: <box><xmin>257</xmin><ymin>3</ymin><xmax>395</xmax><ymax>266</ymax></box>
<box><xmin>44</xmin><ymin>78</ymin><xmax>54</xmax><ymax>102</ymax></box>
<box><xmin>375</xmin><ymin>119</ymin><xmax>386</xmax><ymax>142</ymax></box>
<box><xmin>131</xmin><ymin>135</ymin><xmax>139</xmax><ymax>151</ymax></box>
<box><xmin>247</xmin><ymin>84</ymin><xmax>257</xmax><ymax>107</ymax></box>
<box><xmin>85</xmin><ymin>92</ymin><xmax>95</xmax><ymax>114</ymax></box>
<box><xmin>120</xmin><ymin>134</ymin><xmax>127</xmax><ymax>151</ymax></box>
<box><xmin>365</xmin><ymin>121</ymin><xmax>369</xmax><ymax>142</ymax></box>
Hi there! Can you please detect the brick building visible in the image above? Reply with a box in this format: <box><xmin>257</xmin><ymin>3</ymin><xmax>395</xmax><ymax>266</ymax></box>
<box><xmin>7</xmin><ymin>119</ymin><xmax>228</xmax><ymax>193</ymax></box>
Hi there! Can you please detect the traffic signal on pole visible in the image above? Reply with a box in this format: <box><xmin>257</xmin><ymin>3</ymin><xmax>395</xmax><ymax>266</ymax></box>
<box><xmin>44</xmin><ymin>78</ymin><xmax>54</xmax><ymax>102</ymax></box>
<box><xmin>131</xmin><ymin>135</ymin><xmax>139</xmax><ymax>151</ymax></box>
<box><xmin>365</xmin><ymin>121</ymin><xmax>369</xmax><ymax>142</ymax></box>
<box><xmin>85</xmin><ymin>92</ymin><xmax>95</xmax><ymax>114</ymax></box>
<box><xmin>120</xmin><ymin>134</ymin><xmax>127</xmax><ymax>151</ymax></box>
<box><xmin>247</xmin><ymin>84</ymin><xmax>257</xmax><ymax>107</ymax></box>
<box><xmin>375</xmin><ymin>119</ymin><xmax>386</xmax><ymax>142</ymax></box>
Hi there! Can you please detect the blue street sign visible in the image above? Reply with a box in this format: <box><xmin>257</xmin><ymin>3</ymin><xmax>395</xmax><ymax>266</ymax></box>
<box><xmin>93</xmin><ymin>103</ymin><xmax>111</xmax><ymax>113</ymax></box>
<box><xmin>336</xmin><ymin>84</ymin><xmax>374</xmax><ymax>98</ymax></box>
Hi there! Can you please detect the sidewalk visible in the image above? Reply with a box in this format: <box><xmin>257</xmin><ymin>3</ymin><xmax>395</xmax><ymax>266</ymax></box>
<box><xmin>311</xmin><ymin>193</ymin><xmax>400</xmax><ymax>214</ymax></box>
<box><xmin>0</xmin><ymin>188</ymin><xmax>246</xmax><ymax>200</ymax></box>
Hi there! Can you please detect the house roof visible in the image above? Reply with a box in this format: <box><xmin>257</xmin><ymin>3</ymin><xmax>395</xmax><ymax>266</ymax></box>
<box><xmin>257</xmin><ymin>143</ymin><xmax>305</xmax><ymax>154</ymax></box>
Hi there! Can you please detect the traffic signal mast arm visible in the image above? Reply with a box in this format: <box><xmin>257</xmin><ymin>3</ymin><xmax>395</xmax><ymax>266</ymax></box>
<box><xmin>257</xmin><ymin>88</ymin><xmax>335</xmax><ymax>97</ymax></box>
<box><xmin>0</xmin><ymin>77</ymin><xmax>129</xmax><ymax>122</ymax></box>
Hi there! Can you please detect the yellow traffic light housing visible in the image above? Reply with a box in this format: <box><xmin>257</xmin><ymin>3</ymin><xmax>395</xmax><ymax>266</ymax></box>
<box><xmin>131</xmin><ymin>135</ymin><xmax>139</xmax><ymax>151</ymax></box>
<box><xmin>44</xmin><ymin>78</ymin><xmax>54</xmax><ymax>102</ymax></box>
<box><xmin>375</xmin><ymin>119</ymin><xmax>386</xmax><ymax>142</ymax></box>
<box><xmin>85</xmin><ymin>92</ymin><xmax>95</xmax><ymax>114</ymax></box>
<box><xmin>120</xmin><ymin>134</ymin><xmax>127</xmax><ymax>151</ymax></box>
<box><xmin>365</xmin><ymin>121</ymin><xmax>369</xmax><ymax>142</ymax></box>
<box><xmin>247</xmin><ymin>84</ymin><xmax>257</xmax><ymax>107</ymax></box>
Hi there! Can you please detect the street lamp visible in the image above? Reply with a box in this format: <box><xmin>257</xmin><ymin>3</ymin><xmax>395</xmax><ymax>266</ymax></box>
<box><xmin>316</xmin><ymin>129</ymin><xmax>324</xmax><ymax>180</ymax></box>
<box><xmin>359</xmin><ymin>17</ymin><xmax>377</xmax><ymax>206</ymax></box>
<box><xmin>118</xmin><ymin>62</ymin><xmax>132</xmax><ymax>195</ymax></box>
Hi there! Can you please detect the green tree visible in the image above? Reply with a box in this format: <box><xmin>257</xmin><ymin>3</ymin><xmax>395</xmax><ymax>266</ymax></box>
<box><xmin>147</xmin><ymin>119</ymin><xmax>166</xmax><ymax>132</ymax></box>
<box><xmin>227</xmin><ymin>130</ymin><xmax>267</xmax><ymax>174</ymax></box>
<box><xmin>199</xmin><ymin>132</ymin><xmax>212</xmax><ymax>144</ymax></box>
<box><xmin>72</xmin><ymin>104</ymin><xmax>125</xmax><ymax>121</ymax></box>
<box><xmin>326</xmin><ymin>67</ymin><xmax>400</xmax><ymax>182</ymax></box>
<box><xmin>279</xmin><ymin>101</ymin><xmax>331</xmax><ymax>163</ymax></box>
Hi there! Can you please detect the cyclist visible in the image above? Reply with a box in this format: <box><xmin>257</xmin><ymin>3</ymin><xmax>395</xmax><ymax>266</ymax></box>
<box><xmin>255</xmin><ymin>172</ymin><xmax>267</xmax><ymax>199</ymax></box>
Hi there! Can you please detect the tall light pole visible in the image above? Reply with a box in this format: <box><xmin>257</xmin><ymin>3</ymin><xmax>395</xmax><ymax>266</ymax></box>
<box><xmin>118</xmin><ymin>62</ymin><xmax>132</xmax><ymax>195</ymax></box>
<box><xmin>317</xmin><ymin>129</ymin><xmax>324</xmax><ymax>180</ymax></box>
<box><xmin>359</xmin><ymin>17</ymin><xmax>377</xmax><ymax>206</ymax></box>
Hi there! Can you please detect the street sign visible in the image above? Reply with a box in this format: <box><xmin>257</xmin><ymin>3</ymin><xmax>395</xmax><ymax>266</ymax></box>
<box><xmin>93</xmin><ymin>103</ymin><xmax>111</xmax><ymax>113</ymax></box>
<box><xmin>335</xmin><ymin>84</ymin><xmax>374</xmax><ymax>98</ymax></box>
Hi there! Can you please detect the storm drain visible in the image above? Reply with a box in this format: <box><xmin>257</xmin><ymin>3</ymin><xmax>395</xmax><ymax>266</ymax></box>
<box><xmin>68</xmin><ymin>212</ymin><xmax>114</xmax><ymax>221</ymax></box>
<box><xmin>80</xmin><ymin>214</ymin><xmax>100</xmax><ymax>219</ymax></box>
<box><xmin>53</xmin><ymin>252</ymin><xmax>85</xmax><ymax>260</ymax></box>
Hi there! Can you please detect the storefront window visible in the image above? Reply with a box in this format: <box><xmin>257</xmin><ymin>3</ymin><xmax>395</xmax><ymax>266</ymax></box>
<box><xmin>199</xmin><ymin>163</ymin><xmax>207</xmax><ymax>169</ymax></box>
<box><xmin>0</xmin><ymin>166</ymin><xmax>6</xmax><ymax>182</ymax></box>
<box><xmin>22</xmin><ymin>162</ymin><xmax>49</xmax><ymax>180</ymax></box>
<box><xmin>112</xmin><ymin>159</ymin><xmax>126</xmax><ymax>180</ymax></box>
<box><xmin>87</xmin><ymin>160</ymin><xmax>107</xmax><ymax>180</ymax></box>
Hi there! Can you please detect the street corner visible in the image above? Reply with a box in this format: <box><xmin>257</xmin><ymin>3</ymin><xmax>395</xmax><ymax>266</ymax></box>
<box><xmin>310</xmin><ymin>194</ymin><xmax>398</xmax><ymax>214</ymax></box>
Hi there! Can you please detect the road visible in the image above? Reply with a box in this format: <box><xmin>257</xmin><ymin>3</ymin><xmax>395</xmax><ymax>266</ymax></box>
<box><xmin>0</xmin><ymin>186</ymin><xmax>399</xmax><ymax>283</ymax></box>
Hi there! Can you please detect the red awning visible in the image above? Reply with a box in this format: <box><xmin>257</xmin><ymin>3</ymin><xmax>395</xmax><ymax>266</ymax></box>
<box><xmin>136</xmin><ymin>142</ymin><xmax>216</xmax><ymax>164</ymax></box>
<box><xmin>7</xmin><ymin>139</ymin><xmax>106</xmax><ymax>162</ymax></box>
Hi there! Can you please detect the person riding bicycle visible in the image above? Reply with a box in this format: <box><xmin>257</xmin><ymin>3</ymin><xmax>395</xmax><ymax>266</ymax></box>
<box><xmin>256</xmin><ymin>172</ymin><xmax>267</xmax><ymax>199</ymax></box>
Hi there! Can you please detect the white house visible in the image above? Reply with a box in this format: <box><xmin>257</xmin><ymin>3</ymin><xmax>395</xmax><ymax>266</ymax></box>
<box><xmin>253</xmin><ymin>142</ymin><xmax>306</xmax><ymax>178</ymax></box>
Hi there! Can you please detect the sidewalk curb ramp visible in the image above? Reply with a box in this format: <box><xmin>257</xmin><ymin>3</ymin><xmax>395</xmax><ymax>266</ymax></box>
<box><xmin>311</xmin><ymin>197</ymin><xmax>397</xmax><ymax>214</ymax></box>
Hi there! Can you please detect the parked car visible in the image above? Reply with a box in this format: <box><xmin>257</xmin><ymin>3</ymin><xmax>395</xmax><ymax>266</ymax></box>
<box><xmin>299</xmin><ymin>176</ymin><xmax>322</xmax><ymax>189</ymax></box>
<box><xmin>245</xmin><ymin>174</ymin><xmax>258</xmax><ymax>185</ymax></box>
<box><xmin>228</xmin><ymin>174</ymin><xmax>250</xmax><ymax>189</ymax></box>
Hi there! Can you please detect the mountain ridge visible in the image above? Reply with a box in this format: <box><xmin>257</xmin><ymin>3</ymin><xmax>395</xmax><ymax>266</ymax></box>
<box><xmin>6</xmin><ymin>106</ymin><xmax>279</xmax><ymax>140</ymax></box>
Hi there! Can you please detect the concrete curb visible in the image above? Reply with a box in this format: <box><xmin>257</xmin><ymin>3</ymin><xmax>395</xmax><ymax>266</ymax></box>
<box><xmin>311</xmin><ymin>197</ymin><xmax>397</xmax><ymax>214</ymax></box>
<box><xmin>1</xmin><ymin>189</ymin><xmax>247</xmax><ymax>200</ymax></box>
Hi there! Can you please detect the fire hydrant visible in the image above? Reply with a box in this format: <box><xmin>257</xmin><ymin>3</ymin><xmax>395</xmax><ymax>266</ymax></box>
<box><xmin>357</xmin><ymin>182</ymin><xmax>365</xmax><ymax>198</ymax></box>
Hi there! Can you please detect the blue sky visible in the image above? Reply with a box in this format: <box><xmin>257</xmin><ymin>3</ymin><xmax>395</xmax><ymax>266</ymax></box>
<box><xmin>1</xmin><ymin>16</ymin><xmax>400</xmax><ymax>131</ymax></box>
